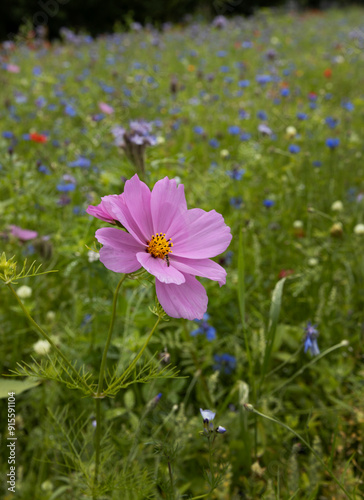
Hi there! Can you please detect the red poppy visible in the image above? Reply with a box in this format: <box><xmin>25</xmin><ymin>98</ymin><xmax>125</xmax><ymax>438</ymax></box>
<box><xmin>30</xmin><ymin>132</ymin><xmax>47</xmax><ymax>143</ymax></box>
<box><xmin>323</xmin><ymin>68</ymin><xmax>332</xmax><ymax>78</ymax></box>
<box><xmin>279</xmin><ymin>269</ymin><xmax>294</xmax><ymax>279</ymax></box>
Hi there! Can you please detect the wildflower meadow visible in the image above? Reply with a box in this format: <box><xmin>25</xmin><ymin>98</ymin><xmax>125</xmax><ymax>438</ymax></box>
<box><xmin>0</xmin><ymin>7</ymin><xmax>364</xmax><ymax>499</ymax></box>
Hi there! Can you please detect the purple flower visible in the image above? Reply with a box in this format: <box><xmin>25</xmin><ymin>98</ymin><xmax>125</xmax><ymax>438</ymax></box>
<box><xmin>68</xmin><ymin>156</ymin><xmax>91</xmax><ymax>168</ymax></box>
<box><xmin>213</xmin><ymin>353</ymin><xmax>236</xmax><ymax>374</ymax></box>
<box><xmin>87</xmin><ymin>175</ymin><xmax>232</xmax><ymax>320</ymax></box>
<box><xmin>304</xmin><ymin>322</ymin><xmax>320</xmax><ymax>356</ymax></box>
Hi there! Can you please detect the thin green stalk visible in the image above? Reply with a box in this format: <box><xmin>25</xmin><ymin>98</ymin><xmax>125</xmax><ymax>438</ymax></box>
<box><xmin>93</xmin><ymin>274</ymin><xmax>126</xmax><ymax>499</ymax></box>
<box><xmin>269</xmin><ymin>340</ymin><xmax>348</xmax><ymax>395</ymax></box>
<box><xmin>96</xmin><ymin>274</ymin><xmax>126</xmax><ymax>396</ymax></box>
<box><xmin>93</xmin><ymin>398</ymin><xmax>101</xmax><ymax>499</ymax></box>
<box><xmin>105</xmin><ymin>315</ymin><xmax>161</xmax><ymax>394</ymax></box>
<box><xmin>247</xmin><ymin>405</ymin><xmax>353</xmax><ymax>500</ymax></box>
<box><xmin>8</xmin><ymin>283</ymin><xmax>91</xmax><ymax>393</ymax></box>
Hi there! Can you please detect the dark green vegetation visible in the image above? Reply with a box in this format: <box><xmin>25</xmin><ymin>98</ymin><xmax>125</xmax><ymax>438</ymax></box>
<box><xmin>0</xmin><ymin>8</ymin><xmax>363</xmax><ymax>499</ymax></box>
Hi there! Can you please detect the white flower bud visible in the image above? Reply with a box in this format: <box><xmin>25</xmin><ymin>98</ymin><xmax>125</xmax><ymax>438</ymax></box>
<box><xmin>286</xmin><ymin>126</ymin><xmax>297</xmax><ymax>138</ymax></box>
<box><xmin>331</xmin><ymin>200</ymin><xmax>343</xmax><ymax>212</ymax></box>
<box><xmin>293</xmin><ymin>220</ymin><xmax>303</xmax><ymax>229</ymax></box>
<box><xmin>33</xmin><ymin>339</ymin><xmax>51</xmax><ymax>355</ymax></box>
<box><xmin>17</xmin><ymin>285</ymin><xmax>32</xmax><ymax>299</ymax></box>
<box><xmin>354</xmin><ymin>223</ymin><xmax>364</xmax><ymax>235</ymax></box>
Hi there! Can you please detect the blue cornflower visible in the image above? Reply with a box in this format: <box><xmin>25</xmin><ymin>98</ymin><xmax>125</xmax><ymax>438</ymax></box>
<box><xmin>303</xmin><ymin>322</ymin><xmax>320</xmax><ymax>356</ymax></box>
<box><xmin>68</xmin><ymin>156</ymin><xmax>91</xmax><ymax>168</ymax></box>
<box><xmin>209</xmin><ymin>138</ymin><xmax>219</xmax><ymax>148</ymax></box>
<box><xmin>64</xmin><ymin>104</ymin><xmax>77</xmax><ymax>116</ymax></box>
<box><xmin>228</xmin><ymin>125</ymin><xmax>240</xmax><ymax>135</ymax></box>
<box><xmin>326</xmin><ymin>138</ymin><xmax>340</xmax><ymax>149</ymax></box>
<box><xmin>281</xmin><ymin>88</ymin><xmax>290</xmax><ymax>97</ymax></box>
<box><xmin>240</xmin><ymin>132</ymin><xmax>251</xmax><ymax>141</ymax></box>
<box><xmin>256</xmin><ymin>74</ymin><xmax>272</xmax><ymax>84</ymax></box>
<box><xmin>57</xmin><ymin>183</ymin><xmax>76</xmax><ymax>192</ymax></box>
<box><xmin>342</xmin><ymin>101</ymin><xmax>354</xmax><ymax>111</ymax></box>
<box><xmin>2</xmin><ymin>131</ymin><xmax>14</xmax><ymax>139</ymax></box>
<box><xmin>325</xmin><ymin>117</ymin><xmax>338</xmax><ymax>129</ymax></box>
<box><xmin>257</xmin><ymin>110</ymin><xmax>268</xmax><ymax>120</ymax></box>
<box><xmin>297</xmin><ymin>112</ymin><xmax>308</xmax><ymax>120</ymax></box>
<box><xmin>230</xmin><ymin>196</ymin><xmax>243</xmax><ymax>208</ymax></box>
<box><xmin>220</xmin><ymin>66</ymin><xmax>230</xmax><ymax>73</ymax></box>
<box><xmin>239</xmin><ymin>109</ymin><xmax>249</xmax><ymax>119</ymax></box>
<box><xmin>288</xmin><ymin>144</ymin><xmax>300</xmax><ymax>154</ymax></box>
<box><xmin>227</xmin><ymin>167</ymin><xmax>245</xmax><ymax>180</ymax></box>
<box><xmin>191</xmin><ymin>313</ymin><xmax>216</xmax><ymax>341</ymax></box>
<box><xmin>213</xmin><ymin>353</ymin><xmax>236</xmax><ymax>374</ymax></box>
<box><xmin>242</xmin><ymin>41</ymin><xmax>253</xmax><ymax>48</ymax></box>
<box><xmin>263</xmin><ymin>199</ymin><xmax>275</xmax><ymax>208</ymax></box>
<box><xmin>238</xmin><ymin>80</ymin><xmax>250</xmax><ymax>88</ymax></box>
<box><xmin>312</xmin><ymin>160</ymin><xmax>322</xmax><ymax>167</ymax></box>
<box><xmin>194</xmin><ymin>126</ymin><xmax>204</xmax><ymax>135</ymax></box>
<box><xmin>38</xmin><ymin>165</ymin><xmax>51</xmax><ymax>175</ymax></box>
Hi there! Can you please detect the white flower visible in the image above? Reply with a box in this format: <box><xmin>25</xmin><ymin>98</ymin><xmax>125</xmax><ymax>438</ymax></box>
<box><xmin>308</xmin><ymin>258</ymin><xmax>319</xmax><ymax>267</ymax></box>
<box><xmin>293</xmin><ymin>220</ymin><xmax>303</xmax><ymax>229</ymax></box>
<box><xmin>88</xmin><ymin>250</ymin><xmax>100</xmax><ymax>262</ymax></box>
<box><xmin>156</xmin><ymin>136</ymin><xmax>165</xmax><ymax>145</ymax></box>
<box><xmin>33</xmin><ymin>340</ymin><xmax>51</xmax><ymax>355</ymax></box>
<box><xmin>200</xmin><ymin>408</ymin><xmax>215</xmax><ymax>422</ymax></box>
<box><xmin>216</xmin><ymin>426</ymin><xmax>226</xmax><ymax>433</ymax></box>
<box><xmin>173</xmin><ymin>176</ymin><xmax>182</xmax><ymax>186</ymax></box>
<box><xmin>220</xmin><ymin>149</ymin><xmax>229</xmax><ymax>158</ymax></box>
<box><xmin>46</xmin><ymin>311</ymin><xmax>56</xmax><ymax>321</ymax></box>
<box><xmin>286</xmin><ymin>126</ymin><xmax>297</xmax><ymax>138</ymax></box>
<box><xmin>17</xmin><ymin>285</ymin><xmax>32</xmax><ymax>299</ymax></box>
<box><xmin>331</xmin><ymin>200</ymin><xmax>343</xmax><ymax>212</ymax></box>
<box><xmin>354</xmin><ymin>223</ymin><xmax>364</xmax><ymax>235</ymax></box>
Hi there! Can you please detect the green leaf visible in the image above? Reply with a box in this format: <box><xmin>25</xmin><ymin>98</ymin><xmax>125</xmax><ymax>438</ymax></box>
<box><xmin>0</xmin><ymin>377</ymin><xmax>40</xmax><ymax>398</ymax></box>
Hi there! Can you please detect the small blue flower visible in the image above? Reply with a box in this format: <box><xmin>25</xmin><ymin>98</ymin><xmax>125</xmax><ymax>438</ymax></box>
<box><xmin>297</xmin><ymin>112</ymin><xmax>308</xmax><ymax>120</ymax></box>
<box><xmin>2</xmin><ymin>131</ymin><xmax>14</xmax><ymax>139</ymax></box>
<box><xmin>281</xmin><ymin>88</ymin><xmax>290</xmax><ymax>97</ymax></box>
<box><xmin>304</xmin><ymin>322</ymin><xmax>320</xmax><ymax>356</ymax></box>
<box><xmin>230</xmin><ymin>196</ymin><xmax>243</xmax><ymax>208</ymax></box>
<box><xmin>263</xmin><ymin>199</ymin><xmax>275</xmax><ymax>208</ymax></box>
<box><xmin>227</xmin><ymin>168</ymin><xmax>245</xmax><ymax>180</ymax></box>
<box><xmin>312</xmin><ymin>160</ymin><xmax>322</xmax><ymax>167</ymax></box>
<box><xmin>238</xmin><ymin>80</ymin><xmax>250</xmax><ymax>88</ymax></box>
<box><xmin>191</xmin><ymin>313</ymin><xmax>216</xmax><ymax>341</ymax></box>
<box><xmin>194</xmin><ymin>126</ymin><xmax>204</xmax><ymax>135</ymax></box>
<box><xmin>257</xmin><ymin>110</ymin><xmax>268</xmax><ymax>121</ymax></box>
<box><xmin>325</xmin><ymin>117</ymin><xmax>338</xmax><ymax>129</ymax></box>
<box><xmin>288</xmin><ymin>144</ymin><xmax>300</xmax><ymax>154</ymax></box>
<box><xmin>228</xmin><ymin>125</ymin><xmax>240</xmax><ymax>135</ymax></box>
<box><xmin>57</xmin><ymin>183</ymin><xmax>76</xmax><ymax>192</ymax></box>
<box><xmin>326</xmin><ymin>138</ymin><xmax>340</xmax><ymax>149</ymax></box>
<box><xmin>240</xmin><ymin>132</ymin><xmax>251</xmax><ymax>141</ymax></box>
<box><xmin>209</xmin><ymin>138</ymin><xmax>219</xmax><ymax>148</ymax></box>
<box><xmin>256</xmin><ymin>74</ymin><xmax>272</xmax><ymax>85</ymax></box>
<box><xmin>213</xmin><ymin>353</ymin><xmax>236</xmax><ymax>374</ymax></box>
<box><xmin>342</xmin><ymin>100</ymin><xmax>354</xmax><ymax>111</ymax></box>
<box><xmin>64</xmin><ymin>104</ymin><xmax>77</xmax><ymax>116</ymax></box>
<box><xmin>68</xmin><ymin>156</ymin><xmax>91</xmax><ymax>168</ymax></box>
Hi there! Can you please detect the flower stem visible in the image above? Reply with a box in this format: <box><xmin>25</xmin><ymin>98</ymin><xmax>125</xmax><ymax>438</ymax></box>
<box><xmin>93</xmin><ymin>398</ymin><xmax>101</xmax><ymax>499</ymax></box>
<box><xmin>105</xmin><ymin>315</ymin><xmax>161</xmax><ymax>395</ymax></box>
<box><xmin>96</xmin><ymin>274</ymin><xmax>126</xmax><ymax>397</ymax></box>
<box><xmin>7</xmin><ymin>283</ymin><xmax>91</xmax><ymax>393</ymax></box>
<box><xmin>93</xmin><ymin>274</ymin><xmax>126</xmax><ymax>498</ymax></box>
<box><xmin>247</xmin><ymin>404</ymin><xmax>353</xmax><ymax>500</ymax></box>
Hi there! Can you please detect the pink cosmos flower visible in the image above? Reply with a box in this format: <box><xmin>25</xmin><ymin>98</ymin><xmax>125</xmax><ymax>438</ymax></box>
<box><xmin>87</xmin><ymin>175</ymin><xmax>232</xmax><ymax>320</ymax></box>
<box><xmin>9</xmin><ymin>225</ymin><xmax>38</xmax><ymax>241</ymax></box>
<box><xmin>5</xmin><ymin>64</ymin><xmax>20</xmax><ymax>74</ymax></box>
<box><xmin>98</xmin><ymin>102</ymin><xmax>114</xmax><ymax>115</ymax></box>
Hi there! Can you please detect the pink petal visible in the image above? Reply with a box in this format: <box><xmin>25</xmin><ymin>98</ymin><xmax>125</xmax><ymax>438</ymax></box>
<box><xmin>136</xmin><ymin>252</ymin><xmax>185</xmax><ymax>284</ymax></box>
<box><xmin>98</xmin><ymin>102</ymin><xmax>114</xmax><ymax>114</ymax></box>
<box><xmin>170</xmin><ymin>208</ymin><xmax>232</xmax><ymax>259</ymax></box>
<box><xmin>95</xmin><ymin>227</ymin><xmax>143</xmax><ymax>273</ymax></box>
<box><xmin>86</xmin><ymin>195</ymin><xmax>121</xmax><ymax>223</ymax></box>
<box><xmin>151</xmin><ymin>177</ymin><xmax>187</xmax><ymax>235</ymax></box>
<box><xmin>155</xmin><ymin>275</ymin><xmax>208</xmax><ymax>320</ymax></box>
<box><xmin>9</xmin><ymin>225</ymin><xmax>38</xmax><ymax>241</ymax></box>
<box><xmin>171</xmin><ymin>256</ymin><xmax>227</xmax><ymax>286</ymax></box>
<box><xmin>121</xmin><ymin>174</ymin><xmax>153</xmax><ymax>241</ymax></box>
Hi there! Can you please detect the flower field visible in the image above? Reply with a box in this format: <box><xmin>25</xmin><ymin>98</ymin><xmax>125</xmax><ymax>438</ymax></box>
<box><xmin>0</xmin><ymin>8</ymin><xmax>363</xmax><ymax>499</ymax></box>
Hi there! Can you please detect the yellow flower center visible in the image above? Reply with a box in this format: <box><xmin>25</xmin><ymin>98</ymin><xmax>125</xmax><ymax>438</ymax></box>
<box><xmin>147</xmin><ymin>233</ymin><xmax>173</xmax><ymax>259</ymax></box>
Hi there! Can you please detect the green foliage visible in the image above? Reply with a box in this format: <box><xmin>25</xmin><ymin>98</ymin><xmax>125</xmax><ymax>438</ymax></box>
<box><xmin>0</xmin><ymin>7</ymin><xmax>364</xmax><ymax>499</ymax></box>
